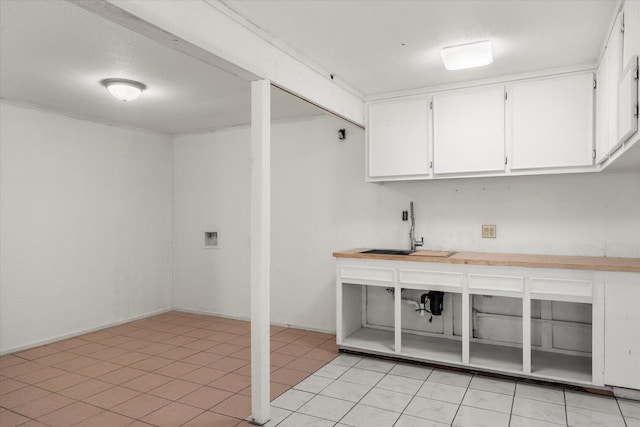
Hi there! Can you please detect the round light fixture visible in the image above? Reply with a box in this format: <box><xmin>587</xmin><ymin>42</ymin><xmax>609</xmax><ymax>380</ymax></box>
<box><xmin>101</xmin><ymin>78</ymin><xmax>146</xmax><ymax>102</ymax></box>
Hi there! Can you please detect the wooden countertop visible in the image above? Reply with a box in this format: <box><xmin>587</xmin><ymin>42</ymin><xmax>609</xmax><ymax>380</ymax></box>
<box><xmin>333</xmin><ymin>248</ymin><xmax>640</xmax><ymax>272</ymax></box>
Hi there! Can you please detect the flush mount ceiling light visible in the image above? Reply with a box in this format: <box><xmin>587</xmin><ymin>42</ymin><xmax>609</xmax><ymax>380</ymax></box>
<box><xmin>440</xmin><ymin>40</ymin><xmax>493</xmax><ymax>71</ymax></box>
<box><xmin>101</xmin><ymin>78</ymin><xmax>146</xmax><ymax>102</ymax></box>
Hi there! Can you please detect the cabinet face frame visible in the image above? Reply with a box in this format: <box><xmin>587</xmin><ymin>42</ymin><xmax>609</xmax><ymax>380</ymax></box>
<box><xmin>336</xmin><ymin>258</ymin><xmax>609</xmax><ymax>387</ymax></box>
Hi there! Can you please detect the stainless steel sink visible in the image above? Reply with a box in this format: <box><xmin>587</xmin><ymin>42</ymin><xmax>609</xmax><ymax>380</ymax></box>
<box><xmin>361</xmin><ymin>249</ymin><xmax>415</xmax><ymax>255</ymax></box>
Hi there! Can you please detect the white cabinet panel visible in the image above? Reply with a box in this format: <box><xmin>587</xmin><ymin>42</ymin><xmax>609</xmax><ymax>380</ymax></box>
<box><xmin>508</xmin><ymin>73</ymin><xmax>594</xmax><ymax>170</ymax></box>
<box><xmin>367</xmin><ymin>97</ymin><xmax>429</xmax><ymax>178</ymax></box>
<box><xmin>596</xmin><ymin>49</ymin><xmax>611</xmax><ymax>164</ymax></box>
<box><xmin>604</xmin><ymin>274</ymin><xmax>640</xmax><ymax>390</ymax></box>
<box><xmin>468</xmin><ymin>274</ymin><xmax>524</xmax><ymax>296</ymax></box>
<box><xmin>618</xmin><ymin>55</ymin><xmax>639</xmax><ymax>145</ymax></box>
<box><xmin>433</xmin><ymin>86</ymin><xmax>505</xmax><ymax>174</ymax></box>
<box><xmin>623</xmin><ymin>1</ymin><xmax>640</xmax><ymax>68</ymax></box>
<box><xmin>341</xmin><ymin>265</ymin><xmax>395</xmax><ymax>286</ymax></box>
<box><xmin>529</xmin><ymin>277</ymin><xmax>593</xmax><ymax>303</ymax></box>
<box><xmin>399</xmin><ymin>269</ymin><xmax>463</xmax><ymax>290</ymax></box>
<box><xmin>608</xmin><ymin>13</ymin><xmax>624</xmax><ymax>154</ymax></box>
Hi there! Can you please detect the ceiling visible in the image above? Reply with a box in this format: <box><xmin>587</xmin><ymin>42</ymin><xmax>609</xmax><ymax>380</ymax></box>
<box><xmin>0</xmin><ymin>0</ymin><xmax>619</xmax><ymax>134</ymax></box>
<box><xmin>0</xmin><ymin>0</ymin><xmax>325</xmax><ymax>135</ymax></box>
<box><xmin>222</xmin><ymin>0</ymin><xmax>618</xmax><ymax>96</ymax></box>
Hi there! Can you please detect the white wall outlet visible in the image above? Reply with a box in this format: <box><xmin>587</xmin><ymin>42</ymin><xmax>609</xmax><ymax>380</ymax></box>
<box><xmin>482</xmin><ymin>224</ymin><xmax>496</xmax><ymax>239</ymax></box>
<box><xmin>203</xmin><ymin>229</ymin><xmax>221</xmax><ymax>248</ymax></box>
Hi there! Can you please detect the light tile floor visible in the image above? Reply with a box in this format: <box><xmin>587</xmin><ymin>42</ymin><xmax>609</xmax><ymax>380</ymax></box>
<box><xmin>1</xmin><ymin>311</ymin><xmax>639</xmax><ymax>427</ymax></box>
<box><xmin>269</xmin><ymin>353</ymin><xmax>640</xmax><ymax>427</ymax></box>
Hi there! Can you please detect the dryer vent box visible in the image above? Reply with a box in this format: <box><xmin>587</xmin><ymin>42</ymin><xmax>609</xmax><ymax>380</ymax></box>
<box><xmin>203</xmin><ymin>229</ymin><xmax>220</xmax><ymax>249</ymax></box>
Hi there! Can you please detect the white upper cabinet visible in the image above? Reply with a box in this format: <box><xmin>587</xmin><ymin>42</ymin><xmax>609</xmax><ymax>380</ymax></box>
<box><xmin>367</xmin><ymin>97</ymin><xmax>429</xmax><ymax>179</ymax></box>
<box><xmin>507</xmin><ymin>73</ymin><xmax>595</xmax><ymax>170</ymax></box>
<box><xmin>596</xmin><ymin>49</ymin><xmax>611</xmax><ymax>165</ymax></box>
<box><xmin>596</xmin><ymin>6</ymin><xmax>640</xmax><ymax>166</ymax></box>
<box><xmin>432</xmin><ymin>86</ymin><xmax>505</xmax><ymax>175</ymax></box>
<box><xmin>619</xmin><ymin>1</ymin><xmax>640</xmax><ymax>146</ymax></box>
<box><xmin>618</xmin><ymin>55</ymin><xmax>639</xmax><ymax>145</ymax></box>
<box><xmin>608</xmin><ymin>12</ymin><xmax>624</xmax><ymax>151</ymax></box>
<box><xmin>622</xmin><ymin>0</ymin><xmax>640</xmax><ymax>69</ymax></box>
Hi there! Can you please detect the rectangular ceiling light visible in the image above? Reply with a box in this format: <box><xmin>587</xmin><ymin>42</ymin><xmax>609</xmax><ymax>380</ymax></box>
<box><xmin>441</xmin><ymin>40</ymin><xmax>493</xmax><ymax>71</ymax></box>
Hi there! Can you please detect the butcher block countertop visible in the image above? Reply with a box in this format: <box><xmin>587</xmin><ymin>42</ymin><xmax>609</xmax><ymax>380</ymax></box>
<box><xmin>333</xmin><ymin>248</ymin><xmax>640</xmax><ymax>272</ymax></box>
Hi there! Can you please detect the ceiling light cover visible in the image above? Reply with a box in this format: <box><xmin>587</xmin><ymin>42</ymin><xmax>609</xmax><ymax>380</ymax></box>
<box><xmin>440</xmin><ymin>40</ymin><xmax>493</xmax><ymax>71</ymax></box>
<box><xmin>101</xmin><ymin>78</ymin><xmax>146</xmax><ymax>102</ymax></box>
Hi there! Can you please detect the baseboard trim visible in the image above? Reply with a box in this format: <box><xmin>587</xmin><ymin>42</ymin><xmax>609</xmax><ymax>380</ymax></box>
<box><xmin>2</xmin><ymin>306</ymin><xmax>337</xmax><ymax>356</ymax></box>
<box><xmin>172</xmin><ymin>307</ymin><xmax>336</xmax><ymax>335</ymax></box>
<box><xmin>0</xmin><ymin>307</ymin><xmax>172</xmax><ymax>356</ymax></box>
<box><xmin>612</xmin><ymin>386</ymin><xmax>640</xmax><ymax>401</ymax></box>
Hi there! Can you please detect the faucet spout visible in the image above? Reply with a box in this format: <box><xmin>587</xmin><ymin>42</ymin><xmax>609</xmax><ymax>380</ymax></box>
<box><xmin>409</xmin><ymin>201</ymin><xmax>424</xmax><ymax>251</ymax></box>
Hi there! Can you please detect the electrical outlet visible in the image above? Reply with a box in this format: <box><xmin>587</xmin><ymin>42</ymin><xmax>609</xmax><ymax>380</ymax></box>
<box><xmin>482</xmin><ymin>224</ymin><xmax>496</xmax><ymax>239</ymax></box>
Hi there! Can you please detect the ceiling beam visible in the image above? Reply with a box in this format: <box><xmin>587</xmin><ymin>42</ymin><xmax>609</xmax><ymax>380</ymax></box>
<box><xmin>72</xmin><ymin>0</ymin><xmax>364</xmax><ymax>127</ymax></box>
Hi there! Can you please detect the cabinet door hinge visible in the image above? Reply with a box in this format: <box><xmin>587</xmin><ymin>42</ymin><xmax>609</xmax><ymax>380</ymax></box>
<box><xmin>429</xmin><ymin>101</ymin><xmax>433</xmax><ymax>110</ymax></box>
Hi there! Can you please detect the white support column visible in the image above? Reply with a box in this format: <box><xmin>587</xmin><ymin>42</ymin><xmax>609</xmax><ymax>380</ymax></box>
<box><xmin>249</xmin><ymin>79</ymin><xmax>271</xmax><ymax>426</ymax></box>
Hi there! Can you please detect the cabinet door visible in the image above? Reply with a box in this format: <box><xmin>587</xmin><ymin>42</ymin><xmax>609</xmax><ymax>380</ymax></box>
<box><xmin>433</xmin><ymin>86</ymin><xmax>505</xmax><ymax>174</ymax></box>
<box><xmin>367</xmin><ymin>97</ymin><xmax>429</xmax><ymax>178</ymax></box>
<box><xmin>596</xmin><ymin>49</ymin><xmax>610</xmax><ymax>164</ymax></box>
<box><xmin>618</xmin><ymin>55</ymin><xmax>639</xmax><ymax>145</ymax></box>
<box><xmin>623</xmin><ymin>1</ymin><xmax>640</xmax><ymax>68</ymax></box>
<box><xmin>604</xmin><ymin>275</ymin><xmax>640</xmax><ymax>390</ymax></box>
<box><xmin>608</xmin><ymin>12</ymin><xmax>624</xmax><ymax>153</ymax></box>
<box><xmin>508</xmin><ymin>73</ymin><xmax>594</xmax><ymax>170</ymax></box>
<box><xmin>596</xmin><ymin>12</ymin><xmax>625</xmax><ymax>163</ymax></box>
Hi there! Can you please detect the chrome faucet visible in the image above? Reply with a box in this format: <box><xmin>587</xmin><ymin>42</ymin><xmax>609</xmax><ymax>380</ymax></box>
<box><xmin>409</xmin><ymin>201</ymin><xmax>424</xmax><ymax>251</ymax></box>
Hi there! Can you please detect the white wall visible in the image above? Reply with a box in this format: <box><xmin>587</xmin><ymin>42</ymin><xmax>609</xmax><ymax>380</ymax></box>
<box><xmin>6</xmin><ymin>99</ymin><xmax>635</xmax><ymax>352</ymax></box>
<box><xmin>0</xmin><ymin>103</ymin><xmax>173</xmax><ymax>353</ymax></box>
<box><xmin>173</xmin><ymin>114</ymin><xmax>640</xmax><ymax>333</ymax></box>
<box><xmin>172</xmin><ymin>128</ymin><xmax>251</xmax><ymax>318</ymax></box>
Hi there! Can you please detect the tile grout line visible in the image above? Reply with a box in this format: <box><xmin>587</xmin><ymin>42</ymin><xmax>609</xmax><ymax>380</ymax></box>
<box><xmin>4</xmin><ymin>313</ymin><xmax>638</xmax><ymax>427</ymax></box>
<box><xmin>391</xmin><ymin>366</ymin><xmax>435</xmax><ymax>427</ymax></box>
<box><xmin>333</xmin><ymin>360</ymin><xmax>400</xmax><ymax>426</ymax></box>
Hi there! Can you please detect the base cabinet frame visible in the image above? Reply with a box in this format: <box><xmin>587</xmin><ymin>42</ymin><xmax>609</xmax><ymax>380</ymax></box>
<box><xmin>336</xmin><ymin>258</ymin><xmax>610</xmax><ymax>387</ymax></box>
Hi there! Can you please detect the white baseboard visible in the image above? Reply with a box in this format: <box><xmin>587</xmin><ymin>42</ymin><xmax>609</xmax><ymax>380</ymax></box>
<box><xmin>0</xmin><ymin>307</ymin><xmax>172</xmax><ymax>356</ymax></box>
<box><xmin>172</xmin><ymin>307</ymin><xmax>336</xmax><ymax>335</ymax></box>
<box><xmin>172</xmin><ymin>307</ymin><xmax>251</xmax><ymax>323</ymax></box>
<box><xmin>612</xmin><ymin>386</ymin><xmax>640</xmax><ymax>401</ymax></box>
<box><xmin>2</xmin><ymin>306</ymin><xmax>337</xmax><ymax>356</ymax></box>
